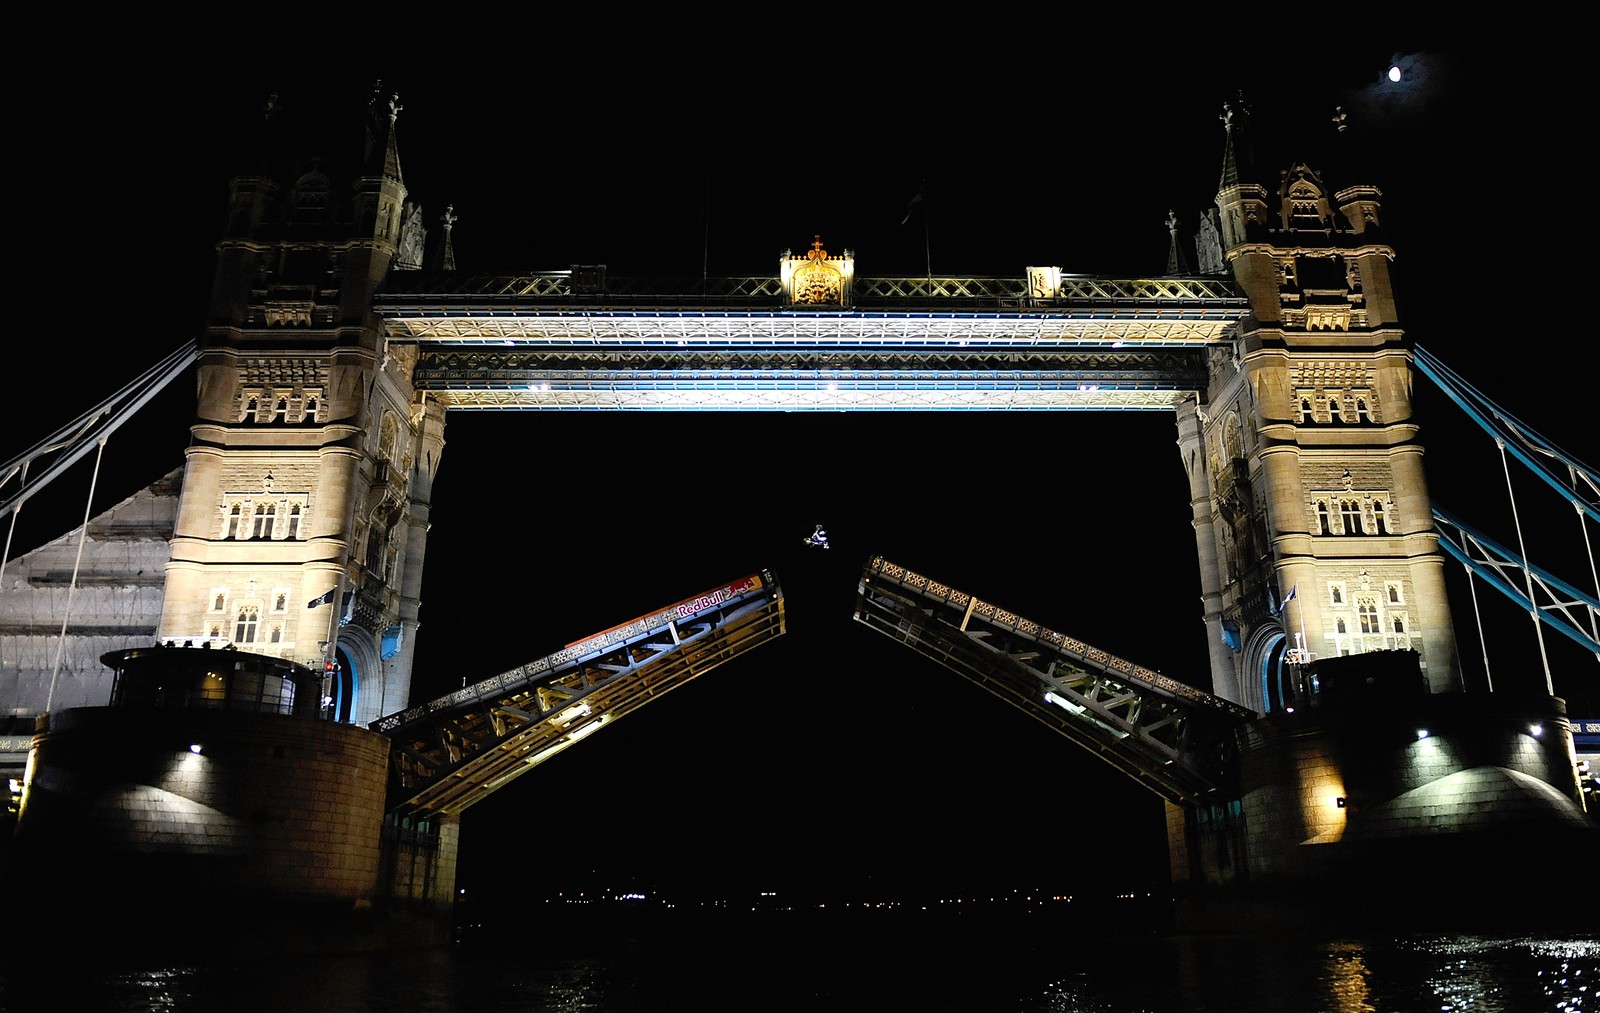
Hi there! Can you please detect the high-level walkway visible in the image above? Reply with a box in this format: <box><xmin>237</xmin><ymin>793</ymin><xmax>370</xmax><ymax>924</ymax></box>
<box><xmin>374</xmin><ymin>268</ymin><xmax>1244</xmax><ymax>412</ymax></box>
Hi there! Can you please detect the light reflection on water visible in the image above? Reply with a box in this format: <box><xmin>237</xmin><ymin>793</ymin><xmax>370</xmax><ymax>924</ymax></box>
<box><xmin>2</xmin><ymin>929</ymin><xmax>1593</xmax><ymax>1013</ymax></box>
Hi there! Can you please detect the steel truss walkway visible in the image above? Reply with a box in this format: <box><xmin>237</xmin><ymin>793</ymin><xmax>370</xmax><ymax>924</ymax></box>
<box><xmin>373</xmin><ymin>271</ymin><xmax>1243</xmax><ymax>412</ymax></box>
<box><xmin>372</xmin><ymin>571</ymin><xmax>785</xmax><ymax>817</ymax></box>
<box><xmin>852</xmin><ymin>556</ymin><xmax>1254</xmax><ymax>806</ymax></box>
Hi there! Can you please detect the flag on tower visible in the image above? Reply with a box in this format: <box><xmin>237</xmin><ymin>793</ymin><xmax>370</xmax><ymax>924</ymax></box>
<box><xmin>900</xmin><ymin>184</ymin><xmax>925</xmax><ymax>226</ymax></box>
<box><xmin>307</xmin><ymin>587</ymin><xmax>337</xmax><ymax>608</ymax></box>
<box><xmin>1273</xmin><ymin>583</ymin><xmax>1297</xmax><ymax>616</ymax></box>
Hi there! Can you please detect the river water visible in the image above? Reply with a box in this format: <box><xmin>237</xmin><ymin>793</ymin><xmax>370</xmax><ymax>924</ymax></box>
<box><xmin>2</xmin><ymin>916</ymin><xmax>1593</xmax><ymax>1013</ymax></box>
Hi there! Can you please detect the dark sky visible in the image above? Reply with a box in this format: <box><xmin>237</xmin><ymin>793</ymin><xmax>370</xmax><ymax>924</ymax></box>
<box><xmin>11</xmin><ymin>44</ymin><xmax>1595</xmax><ymax>900</ymax></box>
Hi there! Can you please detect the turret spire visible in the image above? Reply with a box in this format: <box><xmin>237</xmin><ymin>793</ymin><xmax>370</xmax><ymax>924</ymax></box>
<box><xmin>436</xmin><ymin>206</ymin><xmax>457</xmax><ymax>271</ymax></box>
<box><xmin>1219</xmin><ymin>93</ymin><xmax>1254</xmax><ymax>192</ymax></box>
<box><xmin>1165</xmin><ymin>210</ymin><xmax>1192</xmax><ymax>275</ymax></box>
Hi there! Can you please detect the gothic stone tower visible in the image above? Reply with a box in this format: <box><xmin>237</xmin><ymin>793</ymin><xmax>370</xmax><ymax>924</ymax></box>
<box><xmin>159</xmin><ymin>87</ymin><xmax>446</xmax><ymax>725</ymax></box>
<box><xmin>1187</xmin><ymin>100</ymin><xmax>1461</xmax><ymax>711</ymax></box>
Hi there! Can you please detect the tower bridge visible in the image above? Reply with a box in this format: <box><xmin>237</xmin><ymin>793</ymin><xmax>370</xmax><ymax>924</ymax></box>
<box><xmin>3</xmin><ymin>84</ymin><xmax>1597</xmax><ymax>952</ymax></box>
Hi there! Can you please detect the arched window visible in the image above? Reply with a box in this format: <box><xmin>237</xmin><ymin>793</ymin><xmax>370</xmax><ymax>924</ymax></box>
<box><xmin>235</xmin><ymin>605</ymin><xmax>260</xmax><ymax>643</ymax></box>
<box><xmin>253</xmin><ymin>503</ymin><xmax>276</xmax><ymax>540</ymax></box>
<box><xmin>1356</xmin><ymin>398</ymin><xmax>1372</xmax><ymax>423</ymax></box>
<box><xmin>274</xmin><ymin>592</ymin><xmax>287</xmax><ymax>612</ymax></box>
<box><xmin>225</xmin><ymin>504</ymin><xmax>244</xmax><ymax>539</ymax></box>
<box><xmin>269</xmin><ymin>624</ymin><xmax>283</xmax><ymax>644</ymax></box>
<box><xmin>1298</xmin><ymin>397</ymin><xmax>1313</xmax><ymax>424</ymax></box>
<box><xmin>1391</xmin><ymin>615</ymin><xmax>1406</xmax><ymax>634</ymax></box>
<box><xmin>1372</xmin><ymin>500</ymin><xmax>1389</xmax><ymax>534</ymax></box>
<box><xmin>1331</xmin><ymin>586</ymin><xmax>1344</xmax><ymax>605</ymax></box>
<box><xmin>287</xmin><ymin>503</ymin><xmax>304</xmax><ymax>540</ymax></box>
<box><xmin>1340</xmin><ymin>500</ymin><xmax>1364</xmax><ymax>534</ymax></box>
<box><xmin>213</xmin><ymin>593</ymin><xmax>226</xmax><ymax>611</ymax></box>
<box><xmin>1315</xmin><ymin>501</ymin><xmax>1331</xmax><ymax>535</ymax></box>
<box><xmin>1358</xmin><ymin>600</ymin><xmax>1380</xmax><ymax>634</ymax></box>
<box><xmin>1329</xmin><ymin>396</ymin><xmax>1344</xmax><ymax>424</ymax></box>
<box><xmin>1335</xmin><ymin>617</ymin><xmax>1347</xmax><ymax>633</ymax></box>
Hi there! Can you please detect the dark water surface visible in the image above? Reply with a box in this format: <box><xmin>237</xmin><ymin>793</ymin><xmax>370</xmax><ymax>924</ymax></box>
<box><xmin>3</xmin><ymin>917</ymin><xmax>1594</xmax><ymax>1012</ymax></box>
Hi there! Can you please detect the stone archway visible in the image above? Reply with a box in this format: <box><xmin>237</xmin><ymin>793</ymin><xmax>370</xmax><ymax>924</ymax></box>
<box><xmin>1243</xmin><ymin>624</ymin><xmax>1291</xmax><ymax>714</ymax></box>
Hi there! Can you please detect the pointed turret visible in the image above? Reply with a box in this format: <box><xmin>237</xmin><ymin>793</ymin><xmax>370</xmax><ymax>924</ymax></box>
<box><xmin>1165</xmin><ymin>210</ymin><xmax>1193</xmax><ymax>275</ymax></box>
<box><xmin>435</xmin><ymin>206</ymin><xmax>457</xmax><ymax>271</ymax></box>
<box><xmin>1218</xmin><ymin>92</ymin><xmax>1255</xmax><ymax>193</ymax></box>
<box><xmin>1329</xmin><ymin>105</ymin><xmax>1386</xmax><ymax>242</ymax></box>
<box><xmin>1215</xmin><ymin>96</ymin><xmax>1272</xmax><ymax>254</ymax></box>
<box><xmin>351</xmin><ymin>80</ymin><xmax>408</xmax><ymax>255</ymax></box>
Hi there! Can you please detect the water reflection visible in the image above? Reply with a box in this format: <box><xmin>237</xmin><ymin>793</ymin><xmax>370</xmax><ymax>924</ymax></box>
<box><xmin>2</xmin><ymin>930</ymin><xmax>1594</xmax><ymax>1013</ymax></box>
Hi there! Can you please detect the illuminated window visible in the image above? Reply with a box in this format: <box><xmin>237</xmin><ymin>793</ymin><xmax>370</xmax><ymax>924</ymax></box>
<box><xmin>1358</xmin><ymin>600</ymin><xmax>1379</xmax><ymax>634</ymax></box>
<box><xmin>235</xmin><ymin>605</ymin><xmax>260</xmax><ymax>643</ymax></box>
<box><xmin>252</xmin><ymin>503</ymin><xmax>276</xmax><ymax>540</ymax></box>
<box><xmin>1340</xmin><ymin>500</ymin><xmax>1364</xmax><ymax>534</ymax></box>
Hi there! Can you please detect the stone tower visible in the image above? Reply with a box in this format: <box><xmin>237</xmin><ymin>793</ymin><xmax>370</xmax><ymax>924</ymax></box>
<box><xmin>159</xmin><ymin>85</ymin><xmax>447</xmax><ymax>725</ymax></box>
<box><xmin>1184</xmin><ymin>97</ymin><xmax>1461</xmax><ymax>710</ymax></box>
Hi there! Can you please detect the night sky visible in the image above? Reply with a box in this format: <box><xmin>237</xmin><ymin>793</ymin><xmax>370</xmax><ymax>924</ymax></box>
<box><xmin>11</xmin><ymin>42</ymin><xmax>1594</xmax><ymax>901</ymax></box>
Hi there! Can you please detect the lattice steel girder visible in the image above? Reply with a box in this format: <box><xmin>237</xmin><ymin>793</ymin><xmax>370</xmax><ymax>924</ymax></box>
<box><xmin>429</xmin><ymin>388</ymin><xmax>1197</xmax><ymax>411</ymax></box>
<box><xmin>387</xmin><ymin>596</ymin><xmax>786</xmax><ymax>816</ymax></box>
<box><xmin>853</xmin><ymin>588</ymin><xmax>1227</xmax><ymax>804</ymax></box>
<box><xmin>383</xmin><ymin>315</ymin><xmax>1235</xmax><ymax>345</ymax></box>
<box><xmin>852</xmin><ymin>556</ymin><xmax>1251</xmax><ymax>804</ymax></box>
<box><xmin>375</xmin><ymin>571</ymin><xmax>785</xmax><ymax>817</ymax></box>
<box><xmin>413</xmin><ymin>348</ymin><xmax>1208</xmax><ymax>371</ymax></box>
<box><xmin>374</xmin><ymin>272</ymin><xmax>1247</xmax><ymax>305</ymax></box>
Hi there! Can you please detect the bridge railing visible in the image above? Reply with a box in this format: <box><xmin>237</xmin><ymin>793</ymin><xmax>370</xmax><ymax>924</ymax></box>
<box><xmin>371</xmin><ymin>570</ymin><xmax>772</xmax><ymax>737</ymax></box>
<box><xmin>373</xmin><ymin>272</ymin><xmax>1246</xmax><ymax>310</ymax></box>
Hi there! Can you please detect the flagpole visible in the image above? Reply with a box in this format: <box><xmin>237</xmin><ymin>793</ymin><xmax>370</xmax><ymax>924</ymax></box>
<box><xmin>701</xmin><ymin>176</ymin><xmax>711</xmax><ymax>289</ymax></box>
<box><xmin>322</xmin><ymin>570</ymin><xmax>345</xmax><ymax>716</ymax></box>
<box><xmin>922</xmin><ymin>183</ymin><xmax>932</xmax><ymax>280</ymax></box>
